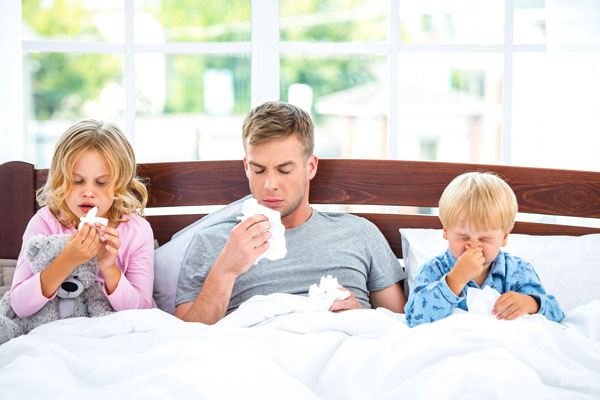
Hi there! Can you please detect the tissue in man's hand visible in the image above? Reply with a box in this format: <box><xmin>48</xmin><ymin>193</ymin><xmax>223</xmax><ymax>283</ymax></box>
<box><xmin>78</xmin><ymin>206</ymin><xmax>108</xmax><ymax>235</ymax></box>
<box><xmin>466</xmin><ymin>286</ymin><xmax>501</xmax><ymax>317</ymax></box>
<box><xmin>308</xmin><ymin>275</ymin><xmax>350</xmax><ymax>311</ymax></box>
<box><xmin>237</xmin><ymin>198</ymin><xmax>286</xmax><ymax>264</ymax></box>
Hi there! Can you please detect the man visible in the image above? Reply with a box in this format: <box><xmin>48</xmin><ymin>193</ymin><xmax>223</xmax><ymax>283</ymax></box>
<box><xmin>175</xmin><ymin>101</ymin><xmax>406</xmax><ymax>324</ymax></box>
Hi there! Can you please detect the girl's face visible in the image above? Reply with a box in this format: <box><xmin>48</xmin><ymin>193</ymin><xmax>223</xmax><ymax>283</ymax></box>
<box><xmin>65</xmin><ymin>149</ymin><xmax>115</xmax><ymax>220</ymax></box>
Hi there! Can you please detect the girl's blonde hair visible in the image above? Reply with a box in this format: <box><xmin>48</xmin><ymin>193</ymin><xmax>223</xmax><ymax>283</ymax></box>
<box><xmin>37</xmin><ymin>119</ymin><xmax>148</xmax><ymax>228</ymax></box>
<box><xmin>438</xmin><ymin>171</ymin><xmax>518</xmax><ymax>233</ymax></box>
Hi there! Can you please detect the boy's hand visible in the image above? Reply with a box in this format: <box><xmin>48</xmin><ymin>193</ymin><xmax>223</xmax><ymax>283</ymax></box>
<box><xmin>446</xmin><ymin>247</ymin><xmax>485</xmax><ymax>295</ymax></box>
<box><xmin>493</xmin><ymin>291</ymin><xmax>539</xmax><ymax>320</ymax></box>
<box><xmin>61</xmin><ymin>223</ymin><xmax>101</xmax><ymax>267</ymax></box>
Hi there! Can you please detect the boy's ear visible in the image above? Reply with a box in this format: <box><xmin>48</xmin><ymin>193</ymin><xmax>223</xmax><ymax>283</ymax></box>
<box><xmin>442</xmin><ymin>227</ymin><xmax>448</xmax><ymax>240</ymax></box>
<box><xmin>501</xmin><ymin>229</ymin><xmax>511</xmax><ymax>247</ymax></box>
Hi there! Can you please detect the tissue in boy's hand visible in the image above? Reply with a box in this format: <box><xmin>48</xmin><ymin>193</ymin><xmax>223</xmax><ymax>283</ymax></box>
<box><xmin>78</xmin><ymin>206</ymin><xmax>108</xmax><ymax>235</ymax></box>
<box><xmin>466</xmin><ymin>286</ymin><xmax>501</xmax><ymax>316</ymax></box>
<box><xmin>308</xmin><ymin>275</ymin><xmax>351</xmax><ymax>311</ymax></box>
<box><xmin>237</xmin><ymin>198</ymin><xmax>286</xmax><ymax>264</ymax></box>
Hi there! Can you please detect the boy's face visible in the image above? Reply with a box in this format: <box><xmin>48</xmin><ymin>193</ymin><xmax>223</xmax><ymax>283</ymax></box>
<box><xmin>443</xmin><ymin>221</ymin><xmax>510</xmax><ymax>268</ymax></box>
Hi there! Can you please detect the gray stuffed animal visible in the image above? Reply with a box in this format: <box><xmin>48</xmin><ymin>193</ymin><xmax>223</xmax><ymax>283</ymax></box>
<box><xmin>0</xmin><ymin>234</ymin><xmax>114</xmax><ymax>344</ymax></box>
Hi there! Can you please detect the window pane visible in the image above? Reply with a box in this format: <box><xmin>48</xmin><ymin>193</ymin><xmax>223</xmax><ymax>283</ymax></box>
<box><xmin>395</xmin><ymin>54</ymin><xmax>503</xmax><ymax>164</ymax></box>
<box><xmin>398</xmin><ymin>0</ymin><xmax>504</xmax><ymax>44</ymax></box>
<box><xmin>281</xmin><ymin>55</ymin><xmax>387</xmax><ymax>158</ymax></box>
<box><xmin>134</xmin><ymin>0</ymin><xmax>251</xmax><ymax>43</ymax></box>
<box><xmin>514</xmin><ymin>0</ymin><xmax>545</xmax><ymax>44</ymax></box>
<box><xmin>22</xmin><ymin>0</ymin><xmax>123</xmax><ymax>42</ymax></box>
<box><xmin>23</xmin><ymin>53</ymin><xmax>124</xmax><ymax>167</ymax></box>
<box><xmin>512</xmin><ymin>52</ymin><xmax>600</xmax><ymax>171</ymax></box>
<box><xmin>135</xmin><ymin>54</ymin><xmax>250</xmax><ymax>162</ymax></box>
<box><xmin>280</xmin><ymin>0</ymin><xmax>387</xmax><ymax>42</ymax></box>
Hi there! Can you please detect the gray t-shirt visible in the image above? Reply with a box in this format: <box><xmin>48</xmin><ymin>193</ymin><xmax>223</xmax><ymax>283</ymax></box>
<box><xmin>176</xmin><ymin>209</ymin><xmax>405</xmax><ymax>314</ymax></box>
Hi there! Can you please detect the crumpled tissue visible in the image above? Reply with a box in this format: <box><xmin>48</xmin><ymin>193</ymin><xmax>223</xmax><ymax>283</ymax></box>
<box><xmin>308</xmin><ymin>275</ymin><xmax>350</xmax><ymax>311</ymax></box>
<box><xmin>237</xmin><ymin>198</ymin><xmax>286</xmax><ymax>264</ymax></box>
<box><xmin>78</xmin><ymin>206</ymin><xmax>108</xmax><ymax>237</ymax></box>
<box><xmin>466</xmin><ymin>286</ymin><xmax>501</xmax><ymax>317</ymax></box>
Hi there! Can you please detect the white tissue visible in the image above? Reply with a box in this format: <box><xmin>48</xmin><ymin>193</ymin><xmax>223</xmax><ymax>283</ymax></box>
<box><xmin>78</xmin><ymin>206</ymin><xmax>108</xmax><ymax>234</ymax></box>
<box><xmin>308</xmin><ymin>275</ymin><xmax>351</xmax><ymax>311</ymax></box>
<box><xmin>237</xmin><ymin>198</ymin><xmax>286</xmax><ymax>264</ymax></box>
<box><xmin>466</xmin><ymin>286</ymin><xmax>501</xmax><ymax>317</ymax></box>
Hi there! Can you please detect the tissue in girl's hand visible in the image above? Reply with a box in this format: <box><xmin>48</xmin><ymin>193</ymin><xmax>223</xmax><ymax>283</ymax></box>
<box><xmin>78</xmin><ymin>206</ymin><xmax>108</xmax><ymax>236</ymax></box>
<box><xmin>237</xmin><ymin>198</ymin><xmax>286</xmax><ymax>264</ymax></box>
<box><xmin>308</xmin><ymin>275</ymin><xmax>351</xmax><ymax>311</ymax></box>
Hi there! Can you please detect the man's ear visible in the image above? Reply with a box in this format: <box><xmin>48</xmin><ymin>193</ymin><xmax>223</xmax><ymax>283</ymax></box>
<box><xmin>307</xmin><ymin>155</ymin><xmax>318</xmax><ymax>180</ymax></box>
<box><xmin>243</xmin><ymin>156</ymin><xmax>250</xmax><ymax>179</ymax></box>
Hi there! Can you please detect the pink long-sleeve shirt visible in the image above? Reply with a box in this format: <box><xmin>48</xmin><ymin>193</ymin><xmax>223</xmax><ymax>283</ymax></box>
<box><xmin>11</xmin><ymin>206</ymin><xmax>156</xmax><ymax>318</ymax></box>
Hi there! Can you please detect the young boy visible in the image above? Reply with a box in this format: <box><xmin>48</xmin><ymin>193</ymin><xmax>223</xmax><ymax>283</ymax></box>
<box><xmin>405</xmin><ymin>172</ymin><xmax>564</xmax><ymax>328</ymax></box>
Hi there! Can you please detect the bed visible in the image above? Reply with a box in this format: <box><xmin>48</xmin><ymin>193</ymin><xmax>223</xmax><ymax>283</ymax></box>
<box><xmin>0</xmin><ymin>159</ymin><xmax>599</xmax><ymax>399</ymax></box>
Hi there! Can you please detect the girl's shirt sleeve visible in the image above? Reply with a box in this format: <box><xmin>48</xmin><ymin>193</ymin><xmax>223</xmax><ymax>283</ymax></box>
<box><xmin>102</xmin><ymin>216</ymin><xmax>156</xmax><ymax>310</ymax></box>
<box><xmin>405</xmin><ymin>253</ymin><xmax>464</xmax><ymax>327</ymax></box>
<box><xmin>11</xmin><ymin>210</ymin><xmax>59</xmax><ymax>318</ymax></box>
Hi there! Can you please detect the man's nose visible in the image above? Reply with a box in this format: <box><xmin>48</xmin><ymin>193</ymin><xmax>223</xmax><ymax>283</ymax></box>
<box><xmin>264</xmin><ymin>172</ymin><xmax>278</xmax><ymax>190</ymax></box>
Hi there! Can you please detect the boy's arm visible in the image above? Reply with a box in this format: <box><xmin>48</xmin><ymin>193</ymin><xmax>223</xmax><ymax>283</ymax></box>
<box><xmin>507</xmin><ymin>259</ymin><xmax>565</xmax><ymax>322</ymax></box>
<box><xmin>405</xmin><ymin>259</ymin><xmax>464</xmax><ymax>327</ymax></box>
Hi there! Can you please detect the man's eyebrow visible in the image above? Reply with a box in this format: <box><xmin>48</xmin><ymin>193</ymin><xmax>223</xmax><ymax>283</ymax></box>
<box><xmin>248</xmin><ymin>161</ymin><xmax>296</xmax><ymax>168</ymax></box>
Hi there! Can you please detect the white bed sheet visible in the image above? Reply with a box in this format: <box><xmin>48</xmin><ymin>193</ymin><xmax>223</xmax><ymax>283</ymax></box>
<box><xmin>0</xmin><ymin>294</ymin><xmax>599</xmax><ymax>399</ymax></box>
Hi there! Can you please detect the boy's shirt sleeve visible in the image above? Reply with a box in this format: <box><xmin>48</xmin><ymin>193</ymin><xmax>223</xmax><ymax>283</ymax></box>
<box><xmin>405</xmin><ymin>253</ymin><xmax>464</xmax><ymax>327</ymax></box>
<box><xmin>505</xmin><ymin>256</ymin><xmax>565</xmax><ymax>322</ymax></box>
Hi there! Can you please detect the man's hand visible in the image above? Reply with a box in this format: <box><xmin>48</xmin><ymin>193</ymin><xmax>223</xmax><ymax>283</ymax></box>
<box><xmin>446</xmin><ymin>247</ymin><xmax>485</xmax><ymax>295</ymax></box>
<box><xmin>493</xmin><ymin>291</ymin><xmax>539</xmax><ymax>320</ymax></box>
<box><xmin>329</xmin><ymin>287</ymin><xmax>364</xmax><ymax>312</ymax></box>
<box><xmin>212</xmin><ymin>214</ymin><xmax>272</xmax><ymax>278</ymax></box>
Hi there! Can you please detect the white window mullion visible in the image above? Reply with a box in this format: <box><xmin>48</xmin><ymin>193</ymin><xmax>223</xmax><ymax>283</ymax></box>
<box><xmin>502</xmin><ymin>0</ymin><xmax>515</xmax><ymax>165</ymax></box>
<box><xmin>251</xmin><ymin>0</ymin><xmax>280</xmax><ymax>107</ymax></box>
<box><xmin>0</xmin><ymin>0</ymin><xmax>23</xmax><ymax>164</ymax></box>
<box><xmin>124</xmin><ymin>0</ymin><xmax>136</xmax><ymax>147</ymax></box>
<box><xmin>388</xmin><ymin>0</ymin><xmax>399</xmax><ymax>160</ymax></box>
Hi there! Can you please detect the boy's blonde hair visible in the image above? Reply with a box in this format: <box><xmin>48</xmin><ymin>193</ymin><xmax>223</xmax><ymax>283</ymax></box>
<box><xmin>242</xmin><ymin>101</ymin><xmax>314</xmax><ymax>159</ymax></box>
<box><xmin>37</xmin><ymin>119</ymin><xmax>148</xmax><ymax>228</ymax></box>
<box><xmin>438</xmin><ymin>171</ymin><xmax>518</xmax><ymax>232</ymax></box>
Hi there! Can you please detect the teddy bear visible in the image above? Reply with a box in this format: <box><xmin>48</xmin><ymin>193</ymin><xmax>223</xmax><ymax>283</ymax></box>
<box><xmin>0</xmin><ymin>234</ymin><xmax>114</xmax><ymax>344</ymax></box>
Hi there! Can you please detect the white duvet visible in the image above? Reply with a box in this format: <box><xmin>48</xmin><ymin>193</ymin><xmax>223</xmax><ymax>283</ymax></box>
<box><xmin>0</xmin><ymin>294</ymin><xmax>599</xmax><ymax>399</ymax></box>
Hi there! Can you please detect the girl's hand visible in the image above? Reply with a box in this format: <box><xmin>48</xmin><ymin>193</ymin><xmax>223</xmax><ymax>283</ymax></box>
<box><xmin>61</xmin><ymin>223</ymin><xmax>101</xmax><ymax>268</ymax></box>
<box><xmin>95</xmin><ymin>223</ymin><xmax>121</xmax><ymax>274</ymax></box>
<box><xmin>493</xmin><ymin>291</ymin><xmax>539</xmax><ymax>320</ymax></box>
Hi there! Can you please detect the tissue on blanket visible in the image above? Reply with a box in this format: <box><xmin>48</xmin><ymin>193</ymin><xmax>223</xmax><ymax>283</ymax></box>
<box><xmin>78</xmin><ymin>206</ymin><xmax>108</xmax><ymax>236</ymax></box>
<box><xmin>237</xmin><ymin>198</ymin><xmax>286</xmax><ymax>264</ymax></box>
<box><xmin>308</xmin><ymin>275</ymin><xmax>351</xmax><ymax>311</ymax></box>
<box><xmin>466</xmin><ymin>286</ymin><xmax>501</xmax><ymax>316</ymax></box>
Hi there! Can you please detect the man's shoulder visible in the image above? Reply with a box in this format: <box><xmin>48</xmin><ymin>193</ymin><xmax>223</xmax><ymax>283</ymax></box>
<box><xmin>316</xmin><ymin>210</ymin><xmax>376</xmax><ymax>228</ymax></box>
<box><xmin>191</xmin><ymin>216</ymin><xmax>238</xmax><ymax>238</ymax></box>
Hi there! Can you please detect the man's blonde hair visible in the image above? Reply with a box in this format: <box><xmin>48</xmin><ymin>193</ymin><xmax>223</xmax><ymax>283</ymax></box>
<box><xmin>242</xmin><ymin>101</ymin><xmax>314</xmax><ymax>159</ymax></box>
<box><xmin>438</xmin><ymin>171</ymin><xmax>518</xmax><ymax>232</ymax></box>
<box><xmin>37</xmin><ymin>119</ymin><xmax>148</xmax><ymax>228</ymax></box>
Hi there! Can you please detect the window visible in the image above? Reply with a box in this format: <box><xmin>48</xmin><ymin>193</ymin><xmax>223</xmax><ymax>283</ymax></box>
<box><xmin>2</xmin><ymin>0</ymin><xmax>598</xmax><ymax>174</ymax></box>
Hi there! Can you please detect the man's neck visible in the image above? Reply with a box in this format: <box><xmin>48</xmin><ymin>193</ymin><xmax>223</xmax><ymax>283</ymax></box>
<box><xmin>281</xmin><ymin>203</ymin><xmax>313</xmax><ymax>230</ymax></box>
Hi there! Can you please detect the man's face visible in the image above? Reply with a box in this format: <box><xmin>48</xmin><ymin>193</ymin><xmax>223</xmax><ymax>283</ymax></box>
<box><xmin>244</xmin><ymin>135</ymin><xmax>317</xmax><ymax>226</ymax></box>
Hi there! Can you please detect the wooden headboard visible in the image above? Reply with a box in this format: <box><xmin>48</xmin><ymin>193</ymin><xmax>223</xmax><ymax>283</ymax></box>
<box><xmin>1</xmin><ymin>159</ymin><xmax>599</xmax><ymax>260</ymax></box>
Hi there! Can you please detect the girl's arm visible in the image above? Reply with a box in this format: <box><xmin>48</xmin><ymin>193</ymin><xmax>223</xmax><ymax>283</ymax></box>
<box><xmin>103</xmin><ymin>219</ymin><xmax>155</xmax><ymax>310</ymax></box>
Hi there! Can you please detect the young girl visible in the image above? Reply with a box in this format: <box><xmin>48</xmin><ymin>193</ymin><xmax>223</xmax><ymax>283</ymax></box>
<box><xmin>11</xmin><ymin>119</ymin><xmax>156</xmax><ymax>318</ymax></box>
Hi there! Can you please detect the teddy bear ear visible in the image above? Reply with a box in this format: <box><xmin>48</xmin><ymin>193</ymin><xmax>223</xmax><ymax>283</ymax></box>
<box><xmin>24</xmin><ymin>234</ymin><xmax>69</xmax><ymax>274</ymax></box>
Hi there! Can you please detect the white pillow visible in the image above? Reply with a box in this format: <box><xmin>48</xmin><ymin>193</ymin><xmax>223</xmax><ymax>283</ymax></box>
<box><xmin>153</xmin><ymin>195</ymin><xmax>251</xmax><ymax>314</ymax></box>
<box><xmin>400</xmin><ymin>228</ymin><xmax>600</xmax><ymax>313</ymax></box>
